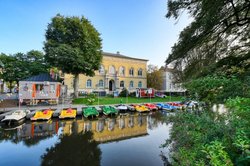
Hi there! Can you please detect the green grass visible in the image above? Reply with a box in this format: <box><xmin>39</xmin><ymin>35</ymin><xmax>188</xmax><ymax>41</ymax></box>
<box><xmin>72</xmin><ymin>96</ymin><xmax>183</xmax><ymax>105</ymax></box>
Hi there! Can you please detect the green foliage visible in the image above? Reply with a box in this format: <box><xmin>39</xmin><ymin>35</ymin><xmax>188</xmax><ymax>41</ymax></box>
<box><xmin>119</xmin><ymin>88</ymin><xmax>128</xmax><ymax>97</ymax></box>
<box><xmin>147</xmin><ymin>64</ymin><xmax>163</xmax><ymax>90</ymax></box>
<box><xmin>86</xmin><ymin>93</ymin><xmax>96</xmax><ymax>105</ymax></box>
<box><xmin>202</xmin><ymin>141</ymin><xmax>233</xmax><ymax>166</ymax></box>
<box><xmin>164</xmin><ymin>97</ymin><xmax>250</xmax><ymax>165</ymax></box>
<box><xmin>44</xmin><ymin>14</ymin><xmax>102</xmax><ymax>98</ymax></box>
<box><xmin>0</xmin><ymin>51</ymin><xmax>48</xmax><ymax>92</ymax></box>
<box><xmin>165</xmin><ymin>0</ymin><xmax>250</xmax><ymax>82</ymax></box>
<box><xmin>184</xmin><ymin>76</ymin><xmax>245</xmax><ymax>103</ymax></box>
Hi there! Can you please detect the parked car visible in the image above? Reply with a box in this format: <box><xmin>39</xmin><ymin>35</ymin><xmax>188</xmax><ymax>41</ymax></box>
<box><xmin>155</xmin><ymin>93</ymin><xmax>167</xmax><ymax>98</ymax></box>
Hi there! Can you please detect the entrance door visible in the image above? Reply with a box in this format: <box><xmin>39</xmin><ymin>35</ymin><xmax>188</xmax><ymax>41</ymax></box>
<box><xmin>109</xmin><ymin>80</ymin><xmax>114</xmax><ymax>91</ymax></box>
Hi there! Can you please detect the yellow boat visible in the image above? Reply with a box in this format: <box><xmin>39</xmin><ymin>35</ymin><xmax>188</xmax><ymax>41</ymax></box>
<box><xmin>31</xmin><ymin>109</ymin><xmax>53</xmax><ymax>121</ymax></box>
<box><xmin>59</xmin><ymin>108</ymin><xmax>77</xmax><ymax>119</ymax></box>
<box><xmin>134</xmin><ymin>105</ymin><xmax>149</xmax><ymax>113</ymax></box>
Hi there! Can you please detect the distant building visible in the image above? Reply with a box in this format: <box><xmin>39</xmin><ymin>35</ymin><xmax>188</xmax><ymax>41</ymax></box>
<box><xmin>160</xmin><ymin>67</ymin><xmax>186</xmax><ymax>92</ymax></box>
<box><xmin>63</xmin><ymin>52</ymin><xmax>148</xmax><ymax>95</ymax></box>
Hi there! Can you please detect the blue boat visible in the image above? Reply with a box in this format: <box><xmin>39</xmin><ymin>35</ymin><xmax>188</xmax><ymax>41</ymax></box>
<box><xmin>156</xmin><ymin>103</ymin><xmax>177</xmax><ymax>111</ymax></box>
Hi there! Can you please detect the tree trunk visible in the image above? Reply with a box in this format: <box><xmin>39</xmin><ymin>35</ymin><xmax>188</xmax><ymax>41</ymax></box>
<box><xmin>9</xmin><ymin>81</ymin><xmax>13</xmax><ymax>93</ymax></box>
<box><xmin>73</xmin><ymin>74</ymin><xmax>79</xmax><ymax>98</ymax></box>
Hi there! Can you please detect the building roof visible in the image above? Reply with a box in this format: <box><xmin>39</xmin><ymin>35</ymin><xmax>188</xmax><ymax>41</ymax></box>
<box><xmin>102</xmin><ymin>52</ymin><xmax>148</xmax><ymax>62</ymax></box>
<box><xmin>23</xmin><ymin>73</ymin><xmax>58</xmax><ymax>82</ymax></box>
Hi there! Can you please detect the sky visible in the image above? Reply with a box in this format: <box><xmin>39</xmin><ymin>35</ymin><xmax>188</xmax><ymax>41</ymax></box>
<box><xmin>0</xmin><ymin>0</ymin><xmax>191</xmax><ymax>67</ymax></box>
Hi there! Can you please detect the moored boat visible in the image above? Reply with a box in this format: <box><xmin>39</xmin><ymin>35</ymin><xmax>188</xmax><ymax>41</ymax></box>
<box><xmin>134</xmin><ymin>105</ymin><xmax>150</xmax><ymax>113</ymax></box>
<box><xmin>115</xmin><ymin>104</ymin><xmax>128</xmax><ymax>112</ymax></box>
<box><xmin>144</xmin><ymin>103</ymin><xmax>158</xmax><ymax>111</ymax></box>
<box><xmin>59</xmin><ymin>108</ymin><xmax>77</xmax><ymax>119</ymax></box>
<box><xmin>102</xmin><ymin>106</ymin><xmax>118</xmax><ymax>116</ymax></box>
<box><xmin>82</xmin><ymin>107</ymin><xmax>99</xmax><ymax>118</ymax></box>
<box><xmin>31</xmin><ymin>109</ymin><xmax>53</xmax><ymax>121</ymax></box>
<box><xmin>1</xmin><ymin>110</ymin><xmax>30</xmax><ymax>124</ymax></box>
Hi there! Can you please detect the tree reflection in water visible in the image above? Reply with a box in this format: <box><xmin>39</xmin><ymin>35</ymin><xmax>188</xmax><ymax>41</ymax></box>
<box><xmin>41</xmin><ymin>131</ymin><xmax>101</xmax><ymax>166</ymax></box>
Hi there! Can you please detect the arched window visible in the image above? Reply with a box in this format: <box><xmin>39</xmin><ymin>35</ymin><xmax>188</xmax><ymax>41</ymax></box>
<box><xmin>138</xmin><ymin>68</ymin><xmax>143</xmax><ymax>76</ymax></box>
<box><xmin>129</xmin><ymin>81</ymin><xmax>133</xmax><ymax>88</ymax></box>
<box><xmin>138</xmin><ymin>81</ymin><xmax>142</xmax><ymax>88</ymax></box>
<box><xmin>99</xmin><ymin>65</ymin><xmax>105</xmax><ymax>74</ymax></box>
<box><xmin>99</xmin><ymin>80</ymin><xmax>104</xmax><ymax>87</ymax></box>
<box><xmin>109</xmin><ymin>65</ymin><xmax>115</xmax><ymax>74</ymax></box>
<box><xmin>86</xmin><ymin>79</ymin><xmax>92</xmax><ymax>88</ymax></box>
<box><xmin>129</xmin><ymin>68</ymin><xmax>134</xmax><ymax>76</ymax></box>
<box><xmin>120</xmin><ymin>81</ymin><xmax>124</xmax><ymax>88</ymax></box>
<box><xmin>119</xmin><ymin>66</ymin><xmax>125</xmax><ymax>76</ymax></box>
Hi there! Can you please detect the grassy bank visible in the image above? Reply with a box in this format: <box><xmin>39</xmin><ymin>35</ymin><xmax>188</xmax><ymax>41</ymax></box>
<box><xmin>72</xmin><ymin>96</ymin><xmax>183</xmax><ymax>105</ymax></box>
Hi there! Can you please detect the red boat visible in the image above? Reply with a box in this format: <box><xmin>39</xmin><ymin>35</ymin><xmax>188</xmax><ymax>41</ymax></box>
<box><xmin>144</xmin><ymin>103</ymin><xmax>158</xmax><ymax>111</ymax></box>
<box><xmin>168</xmin><ymin>102</ymin><xmax>185</xmax><ymax>109</ymax></box>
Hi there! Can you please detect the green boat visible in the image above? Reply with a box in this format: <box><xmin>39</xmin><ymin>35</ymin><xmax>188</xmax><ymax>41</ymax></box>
<box><xmin>102</xmin><ymin>106</ymin><xmax>118</xmax><ymax>116</ymax></box>
<box><xmin>82</xmin><ymin>107</ymin><xmax>99</xmax><ymax>118</ymax></box>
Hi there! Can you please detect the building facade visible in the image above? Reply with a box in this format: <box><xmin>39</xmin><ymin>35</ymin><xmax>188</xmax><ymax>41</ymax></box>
<box><xmin>64</xmin><ymin>52</ymin><xmax>148</xmax><ymax>95</ymax></box>
<box><xmin>161</xmin><ymin>67</ymin><xmax>186</xmax><ymax>92</ymax></box>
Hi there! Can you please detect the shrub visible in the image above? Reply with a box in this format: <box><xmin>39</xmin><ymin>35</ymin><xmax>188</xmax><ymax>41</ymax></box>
<box><xmin>119</xmin><ymin>88</ymin><xmax>129</xmax><ymax>97</ymax></box>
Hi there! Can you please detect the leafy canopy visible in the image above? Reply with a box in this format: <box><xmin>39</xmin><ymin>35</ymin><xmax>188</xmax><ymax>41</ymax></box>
<box><xmin>147</xmin><ymin>65</ymin><xmax>163</xmax><ymax>90</ymax></box>
<box><xmin>44</xmin><ymin>14</ymin><xmax>102</xmax><ymax>76</ymax></box>
<box><xmin>165</xmin><ymin>0</ymin><xmax>250</xmax><ymax>81</ymax></box>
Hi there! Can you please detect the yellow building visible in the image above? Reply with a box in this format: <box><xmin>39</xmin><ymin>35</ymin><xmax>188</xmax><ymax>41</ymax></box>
<box><xmin>64</xmin><ymin>52</ymin><xmax>148</xmax><ymax>94</ymax></box>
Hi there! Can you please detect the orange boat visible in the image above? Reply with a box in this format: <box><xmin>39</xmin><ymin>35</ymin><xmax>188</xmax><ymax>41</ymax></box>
<box><xmin>31</xmin><ymin>109</ymin><xmax>53</xmax><ymax>121</ymax></box>
<box><xmin>59</xmin><ymin>108</ymin><xmax>77</xmax><ymax>119</ymax></box>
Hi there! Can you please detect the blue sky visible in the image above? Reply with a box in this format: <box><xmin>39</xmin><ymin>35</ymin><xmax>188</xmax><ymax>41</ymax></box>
<box><xmin>0</xmin><ymin>0</ymin><xmax>191</xmax><ymax>67</ymax></box>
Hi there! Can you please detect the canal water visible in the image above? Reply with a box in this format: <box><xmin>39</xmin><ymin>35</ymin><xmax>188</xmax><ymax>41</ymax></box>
<box><xmin>0</xmin><ymin>112</ymin><xmax>171</xmax><ymax>166</ymax></box>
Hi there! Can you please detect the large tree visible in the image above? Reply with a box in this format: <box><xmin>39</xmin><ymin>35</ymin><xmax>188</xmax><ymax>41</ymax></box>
<box><xmin>44</xmin><ymin>14</ymin><xmax>102</xmax><ymax>98</ymax></box>
<box><xmin>165</xmin><ymin>0</ymin><xmax>250</xmax><ymax>81</ymax></box>
<box><xmin>147</xmin><ymin>64</ymin><xmax>163</xmax><ymax>90</ymax></box>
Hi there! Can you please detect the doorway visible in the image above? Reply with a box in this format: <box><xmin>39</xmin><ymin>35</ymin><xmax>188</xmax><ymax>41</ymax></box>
<box><xmin>109</xmin><ymin>80</ymin><xmax>115</xmax><ymax>91</ymax></box>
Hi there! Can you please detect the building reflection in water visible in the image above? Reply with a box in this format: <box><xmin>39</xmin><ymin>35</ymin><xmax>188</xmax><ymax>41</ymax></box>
<box><xmin>61</xmin><ymin>113</ymin><xmax>148</xmax><ymax>143</ymax></box>
<box><xmin>8</xmin><ymin>113</ymin><xmax>149</xmax><ymax>143</ymax></box>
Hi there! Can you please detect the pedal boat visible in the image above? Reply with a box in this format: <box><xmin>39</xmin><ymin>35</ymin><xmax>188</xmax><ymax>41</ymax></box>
<box><xmin>83</xmin><ymin>107</ymin><xmax>99</xmax><ymax>118</ymax></box>
<box><xmin>31</xmin><ymin>109</ymin><xmax>53</xmax><ymax>121</ymax></box>
<box><xmin>102</xmin><ymin>106</ymin><xmax>118</xmax><ymax>116</ymax></box>
<box><xmin>59</xmin><ymin>108</ymin><xmax>77</xmax><ymax>119</ymax></box>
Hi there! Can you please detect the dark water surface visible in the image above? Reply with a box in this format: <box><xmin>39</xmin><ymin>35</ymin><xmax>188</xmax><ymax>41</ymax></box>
<box><xmin>0</xmin><ymin>112</ymin><xmax>171</xmax><ymax>166</ymax></box>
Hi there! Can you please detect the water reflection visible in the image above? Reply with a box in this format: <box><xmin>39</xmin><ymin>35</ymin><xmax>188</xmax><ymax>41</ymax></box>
<box><xmin>0</xmin><ymin>112</ymin><xmax>171</xmax><ymax>166</ymax></box>
<box><xmin>41</xmin><ymin>131</ymin><xmax>101</xmax><ymax>166</ymax></box>
<box><xmin>60</xmin><ymin>114</ymin><xmax>148</xmax><ymax>143</ymax></box>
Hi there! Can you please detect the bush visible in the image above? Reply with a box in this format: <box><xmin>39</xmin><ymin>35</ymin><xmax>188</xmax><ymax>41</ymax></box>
<box><xmin>129</xmin><ymin>92</ymin><xmax>136</xmax><ymax>97</ymax></box>
<box><xmin>119</xmin><ymin>88</ymin><xmax>129</xmax><ymax>97</ymax></box>
<box><xmin>163</xmin><ymin>97</ymin><xmax>250</xmax><ymax>165</ymax></box>
<box><xmin>184</xmin><ymin>76</ymin><xmax>245</xmax><ymax>103</ymax></box>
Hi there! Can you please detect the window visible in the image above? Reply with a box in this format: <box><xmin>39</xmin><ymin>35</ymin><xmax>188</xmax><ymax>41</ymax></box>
<box><xmin>138</xmin><ymin>81</ymin><xmax>142</xmax><ymax>88</ymax></box>
<box><xmin>129</xmin><ymin>81</ymin><xmax>133</xmax><ymax>88</ymax></box>
<box><xmin>109</xmin><ymin>65</ymin><xmax>115</xmax><ymax>74</ymax></box>
<box><xmin>120</xmin><ymin>81</ymin><xmax>124</xmax><ymax>88</ymax></box>
<box><xmin>50</xmin><ymin>84</ymin><xmax>55</xmax><ymax>91</ymax></box>
<box><xmin>86</xmin><ymin>79</ymin><xmax>92</xmax><ymax>88</ymax></box>
<box><xmin>99</xmin><ymin>65</ymin><xmax>105</xmax><ymax>74</ymax></box>
<box><xmin>99</xmin><ymin>80</ymin><xmax>104</xmax><ymax>87</ymax></box>
<box><xmin>119</xmin><ymin>66</ymin><xmax>125</xmax><ymax>76</ymax></box>
<box><xmin>129</xmin><ymin>68</ymin><xmax>134</xmax><ymax>76</ymax></box>
<box><xmin>138</xmin><ymin>68</ymin><xmax>143</xmax><ymax>76</ymax></box>
<box><xmin>35</xmin><ymin>84</ymin><xmax>44</xmax><ymax>91</ymax></box>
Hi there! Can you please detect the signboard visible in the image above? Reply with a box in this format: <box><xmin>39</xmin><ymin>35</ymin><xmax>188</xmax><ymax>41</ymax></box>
<box><xmin>148</xmin><ymin>88</ymin><xmax>152</xmax><ymax>94</ymax></box>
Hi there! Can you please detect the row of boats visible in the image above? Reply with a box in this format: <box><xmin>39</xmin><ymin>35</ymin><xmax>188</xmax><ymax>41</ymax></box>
<box><xmin>1</xmin><ymin>101</ymin><xmax>198</xmax><ymax>125</ymax></box>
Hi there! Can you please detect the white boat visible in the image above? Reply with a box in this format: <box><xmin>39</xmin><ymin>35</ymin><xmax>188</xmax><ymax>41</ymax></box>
<box><xmin>115</xmin><ymin>104</ymin><xmax>128</xmax><ymax>112</ymax></box>
<box><xmin>1</xmin><ymin>110</ymin><xmax>30</xmax><ymax>124</ymax></box>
